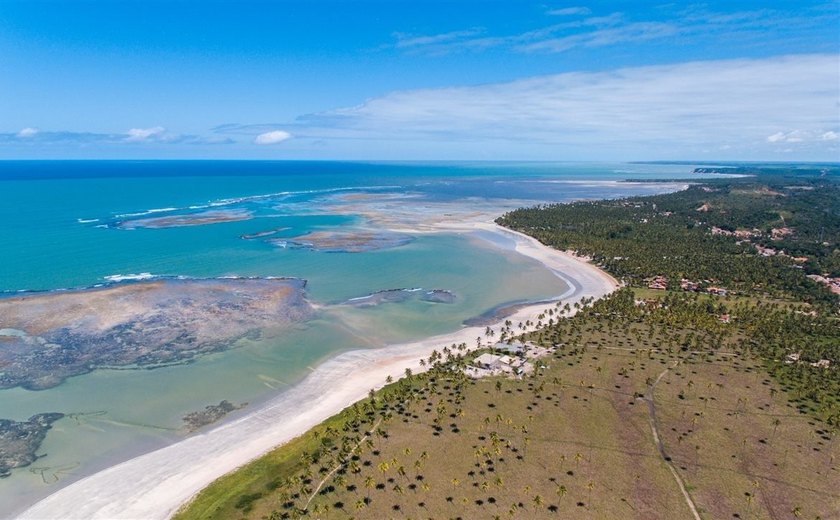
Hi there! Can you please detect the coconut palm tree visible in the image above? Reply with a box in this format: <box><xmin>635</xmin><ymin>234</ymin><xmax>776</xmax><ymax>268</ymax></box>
<box><xmin>364</xmin><ymin>475</ymin><xmax>375</xmax><ymax>504</ymax></box>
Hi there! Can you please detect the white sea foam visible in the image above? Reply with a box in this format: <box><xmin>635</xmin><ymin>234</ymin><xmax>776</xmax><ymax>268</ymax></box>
<box><xmin>209</xmin><ymin>185</ymin><xmax>406</xmax><ymax>207</ymax></box>
<box><xmin>114</xmin><ymin>207</ymin><xmax>178</xmax><ymax>218</ymax></box>
<box><xmin>103</xmin><ymin>273</ymin><xmax>158</xmax><ymax>282</ymax></box>
<box><xmin>77</xmin><ymin>218</ymin><xmax>100</xmax><ymax>223</ymax></box>
<box><xmin>108</xmin><ymin>185</ymin><xmax>406</xmax><ymax>225</ymax></box>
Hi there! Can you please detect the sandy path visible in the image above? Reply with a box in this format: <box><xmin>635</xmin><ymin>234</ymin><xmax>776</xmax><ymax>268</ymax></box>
<box><xmin>17</xmin><ymin>223</ymin><xmax>618</xmax><ymax>520</ymax></box>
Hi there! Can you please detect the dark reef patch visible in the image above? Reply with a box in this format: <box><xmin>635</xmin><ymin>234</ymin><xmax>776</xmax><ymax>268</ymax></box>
<box><xmin>277</xmin><ymin>230</ymin><xmax>413</xmax><ymax>253</ymax></box>
<box><xmin>0</xmin><ymin>413</ymin><xmax>65</xmax><ymax>478</ymax></box>
<box><xmin>117</xmin><ymin>209</ymin><xmax>252</xmax><ymax>229</ymax></box>
<box><xmin>182</xmin><ymin>400</ymin><xmax>247</xmax><ymax>432</ymax></box>
<box><xmin>0</xmin><ymin>277</ymin><xmax>313</xmax><ymax>391</ymax></box>
<box><xmin>338</xmin><ymin>288</ymin><xmax>456</xmax><ymax>308</ymax></box>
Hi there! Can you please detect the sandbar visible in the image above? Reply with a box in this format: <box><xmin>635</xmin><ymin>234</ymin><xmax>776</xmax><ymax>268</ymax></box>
<box><xmin>117</xmin><ymin>210</ymin><xmax>252</xmax><ymax>229</ymax></box>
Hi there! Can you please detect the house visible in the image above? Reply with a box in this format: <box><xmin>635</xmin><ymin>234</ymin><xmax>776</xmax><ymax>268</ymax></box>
<box><xmin>771</xmin><ymin>227</ymin><xmax>793</xmax><ymax>240</ymax></box>
<box><xmin>647</xmin><ymin>276</ymin><xmax>668</xmax><ymax>290</ymax></box>
<box><xmin>466</xmin><ymin>346</ymin><xmax>539</xmax><ymax>379</ymax></box>
<box><xmin>706</xmin><ymin>286</ymin><xmax>728</xmax><ymax>296</ymax></box>
<box><xmin>807</xmin><ymin>274</ymin><xmax>840</xmax><ymax>295</ymax></box>
<box><xmin>785</xmin><ymin>352</ymin><xmax>801</xmax><ymax>364</ymax></box>
<box><xmin>495</xmin><ymin>342</ymin><xmax>527</xmax><ymax>356</ymax></box>
<box><xmin>474</xmin><ymin>353</ymin><xmax>503</xmax><ymax>370</ymax></box>
<box><xmin>497</xmin><ymin>355</ymin><xmax>514</xmax><ymax>366</ymax></box>
<box><xmin>734</xmin><ymin>229</ymin><xmax>760</xmax><ymax>239</ymax></box>
<box><xmin>711</xmin><ymin>226</ymin><xmax>734</xmax><ymax>236</ymax></box>
<box><xmin>755</xmin><ymin>245</ymin><xmax>781</xmax><ymax>257</ymax></box>
<box><xmin>680</xmin><ymin>279</ymin><xmax>699</xmax><ymax>291</ymax></box>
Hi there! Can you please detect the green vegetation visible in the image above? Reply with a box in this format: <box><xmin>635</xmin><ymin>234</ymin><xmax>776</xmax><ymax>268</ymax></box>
<box><xmin>177</xmin><ymin>165</ymin><xmax>839</xmax><ymax>520</ymax></box>
<box><xmin>497</xmin><ymin>170</ymin><xmax>839</xmax><ymax>304</ymax></box>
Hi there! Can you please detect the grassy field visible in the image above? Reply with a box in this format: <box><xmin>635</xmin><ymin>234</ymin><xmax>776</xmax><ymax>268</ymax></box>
<box><xmin>175</xmin><ymin>298</ymin><xmax>839</xmax><ymax>520</ymax></box>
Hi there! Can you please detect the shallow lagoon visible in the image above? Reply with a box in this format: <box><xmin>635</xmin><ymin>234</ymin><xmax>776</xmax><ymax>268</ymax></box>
<box><xmin>0</xmin><ymin>229</ymin><xmax>571</xmax><ymax>511</ymax></box>
<box><xmin>0</xmin><ymin>161</ymin><xmax>701</xmax><ymax>513</ymax></box>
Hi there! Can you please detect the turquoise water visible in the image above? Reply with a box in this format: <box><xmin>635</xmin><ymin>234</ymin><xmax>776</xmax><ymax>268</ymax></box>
<box><xmin>0</xmin><ymin>160</ymin><xmax>700</xmax><ymax>292</ymax></box>
<box><xmin>0</xmin><ymin>161</ymin><xmax>701</xmax><ymax>513</ymax></box>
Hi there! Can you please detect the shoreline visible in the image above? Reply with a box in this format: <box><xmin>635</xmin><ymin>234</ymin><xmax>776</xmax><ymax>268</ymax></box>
<box><xmin>16</xmin><ymin>221</ymin><xmax>618</xmax><ymax>520</ymax></box>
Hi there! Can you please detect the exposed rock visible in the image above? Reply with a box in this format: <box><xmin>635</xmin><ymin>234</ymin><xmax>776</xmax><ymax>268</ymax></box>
<box><xmin>0</xmin><ymin>277</ymin><xmax>313</xmax><ymax>390</ymax></box>
<box><xmin>182</xmin><ymin>401</ymin><xmax>247</xmax><ymax>432</ymax></box>
<box><xmin>117</xmin><ymin>209</ymin><xmax>252</xmax><ymax>229</ymax></box>
<box><xmin>339</xmin><ymin>288</ymin><xmax>456</xmax><ymax>307</ymax></box>
<box><xmin>278</xmin><ymin>230</ymin><xmax>413</xmax><ymax>253</ymax></box>
<box><xmin>0</xmin><ymin>413</ymin><xmax>64</xmax><ymax>478</ymax></box>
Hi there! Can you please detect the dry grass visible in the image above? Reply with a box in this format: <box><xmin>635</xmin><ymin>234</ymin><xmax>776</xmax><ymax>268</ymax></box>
<box><xmin>177</xmin><ymin>323</ymin><xmax>839</xmax><ymax>520</ymax></box>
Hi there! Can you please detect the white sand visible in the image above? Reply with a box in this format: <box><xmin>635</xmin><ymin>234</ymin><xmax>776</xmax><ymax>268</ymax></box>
<box><xmin>17</xmin><ymin>223</ymin><xmax>618</xmax><ymax>520</ymax></box>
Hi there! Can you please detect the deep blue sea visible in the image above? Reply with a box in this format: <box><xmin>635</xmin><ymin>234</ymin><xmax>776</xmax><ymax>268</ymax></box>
<box><xmin>0</xmin><ymin>160</ymin><xmax>703</xmax><ymax>513</ymax></box>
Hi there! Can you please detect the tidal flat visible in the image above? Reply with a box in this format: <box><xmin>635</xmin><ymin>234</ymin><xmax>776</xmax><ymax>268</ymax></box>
<box><xmin>0</xmin><ymin>277</ymin><xmax>312</xmax><ymax>391</ymax></box>
<box><xmin>116</xmin><ymin>209</ymin><xmax>253</xmax><ymax>229</ymax></box>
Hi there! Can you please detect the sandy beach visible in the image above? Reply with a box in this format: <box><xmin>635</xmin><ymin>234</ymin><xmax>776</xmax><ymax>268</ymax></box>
<box><xmin>16</xmin><ymin>222</ymin><xmax>618</xmax><ymax>520</ymax></box>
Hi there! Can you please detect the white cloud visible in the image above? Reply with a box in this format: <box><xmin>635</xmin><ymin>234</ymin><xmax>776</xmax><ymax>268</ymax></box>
<box><xmin>17</xmin><ymin>127</ymin><xmax>39</xmax><ymax>138</ymax></box>
<box><xmin>392</xmin><ymin>6</ymin><xmax>837</xmax><ymax>57</ymax></box>
<box><xmin>546</xmin><ymin>7</ymin><xmax>591</xmax><ymax>16</ymax></box>
<box><xmin>518</xmin><ymin>21</ymin><xmax>677</xmax><ymax>53</ymax></box>
<box><xmin>0</xmin><ymin>127</ymin><xmax>236</xmax><ymax>147</ymax></box>
<box><xmin>254</xmin><ymin>130</ymin><xmax>292</xmax><ymax>145</ymax></box>
<box><xmin>766</xmin><ymin>129</ymin><xmax>839</xmax><ymax>143</ymax></box>
<box><xmin>125</xmin><ymin>126</ymin><xmax>165</xmax><ymax>142</ymax></box>
<box><xmin>394</xmin><ymin>28</ymin><xmax>484</xmax><ymax>49</ymax></box>
<box><xmin>299</xmin><ymin>54</ymin><xmax>839</xmax><ymax>159</ymax></box>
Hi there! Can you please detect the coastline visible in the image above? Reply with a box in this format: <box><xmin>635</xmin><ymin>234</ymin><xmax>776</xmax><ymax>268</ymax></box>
<box><xmin>16</xmin><ymin>221</ymin><xmax>619</xmax><ymax>520</ymax></box>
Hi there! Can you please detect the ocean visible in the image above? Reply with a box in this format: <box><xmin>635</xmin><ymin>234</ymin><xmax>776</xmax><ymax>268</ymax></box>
<box><xmin>0</xmin><ymin>160</ymin><xmax>703</xmax><ymax>513</ymax></box>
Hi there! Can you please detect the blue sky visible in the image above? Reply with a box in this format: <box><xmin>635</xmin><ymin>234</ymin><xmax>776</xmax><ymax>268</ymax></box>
<box><xmin>1</xmin><ymin>0</ymin><xmax>838</xmax><ymax>160</ymax></box>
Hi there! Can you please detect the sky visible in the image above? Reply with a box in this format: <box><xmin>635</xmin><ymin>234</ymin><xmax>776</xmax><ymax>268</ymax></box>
<box><xmin>0</xmin><ymin>0</ymin><xmax>838</xmax><ymax>161</ymax></box>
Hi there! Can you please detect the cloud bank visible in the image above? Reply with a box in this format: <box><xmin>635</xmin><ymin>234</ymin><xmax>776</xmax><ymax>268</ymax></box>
<box><xmin>0</xmin><ymin>127</ymin><xmax>234</xmax><ymax>147</ymax></box>
<box><xmin>293</xmin><ymin>53</ymin><xmax>838</xmax><ymax>159</ymax></box>
<box><xmin>2</xmin><ymin>54</ymin><xmax>836</xmax><ymax>160</ymax></box>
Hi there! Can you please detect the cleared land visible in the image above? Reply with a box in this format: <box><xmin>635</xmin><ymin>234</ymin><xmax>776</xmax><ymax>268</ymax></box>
<box><xmin>176</xmin><ymin>292</ymin><xmax>839</xmax><ymax>520</ymax></box>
